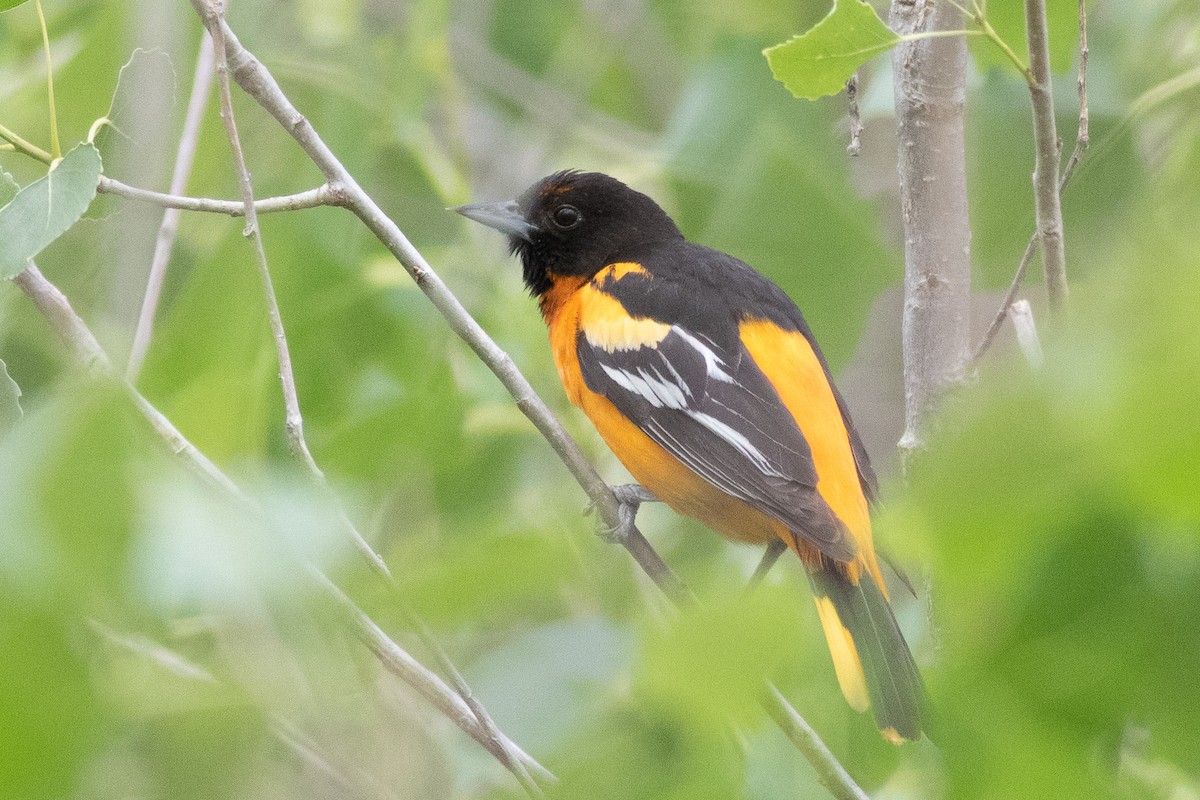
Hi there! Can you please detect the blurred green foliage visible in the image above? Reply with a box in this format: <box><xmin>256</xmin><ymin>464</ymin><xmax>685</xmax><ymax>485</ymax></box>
<box><xmin>2</xmin><ymin>0</ymin><xmax>1199</xmax><ymax>799</ymax></box>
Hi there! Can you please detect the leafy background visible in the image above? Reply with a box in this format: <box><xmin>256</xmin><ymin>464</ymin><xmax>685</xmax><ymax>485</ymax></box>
<box><xmin>1</xmin><ymin>1</ymin><xmax>1198</xmax><ymax>798</ymax></box>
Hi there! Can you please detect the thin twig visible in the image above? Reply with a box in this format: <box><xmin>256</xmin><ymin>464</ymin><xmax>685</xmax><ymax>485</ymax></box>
<box><xmin>0</xmin><ymin>121</ymin><xmax>53</xmax><ymax>164</ymax></box>
<box><xmin>845</xmin><ymin>71</ymin><xmax>863</xmax><ymax>156</ymax></box>
<box><xmin>764</xmin><ymin>685</ymin><xmax>871</xmax><ymax>800</ymax></box>
<box><xmin>971</xmin><ymin>0</ymin><xmax>1089</xmax><ymax>367</ymax></box>
<box><xmin>1080</xmin><ymin>0</ymin><xmax>1089</xmax><ymax>149</ymax></box>
<box><xmin>33</xmin><ymin>0</ymin><xmax>61</xmax><ymax>160</ymax></box>
<box><xmin>127</xmin><ymin>31</ymin><xmax>217</xmax><ymax>382</ymax></box>
<box><xmin>13</xmin><ymin>261</ymin><xmax>550</xmax><ymax>788</ymax></box>
<box><xmin>14</xmin><ymin>262</ymin><xmax>238</xmax><ymax>495</ymax></box>
<box><xmin>412</xmin><ymin>618</ymin><xmax>547</xmax><ymax>797</ymax></box>
<box><xmin>99</xmin><ymin>176</ymin><xmax>338</xmax><ymax>216</ymax></box>
<box><xmin>313</xmin><ymin>571</ymin><xmax>556</xmax><ymax>786</ymax></box>
<box><xmin>198</xmin><ymin>6</ymin><xmax>390</xmax><ymax>581</ymax></box>
<box><xmin>1025</xmin><ymin>0</ymin><xmax>1067</xmax><ymax>311</ymax></box>
<box><xmin>204</xmin><ymin>7</ymin><xmax>315</xmax><ymax>473</ymax></box>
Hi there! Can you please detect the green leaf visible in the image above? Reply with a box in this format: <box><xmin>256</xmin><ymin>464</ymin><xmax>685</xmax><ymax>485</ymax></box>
<box><xmin>0</xmin><ymin>0</ymin><xmax>32</xmax><ymax>11</ymax></box>
<box><xmin>0</xmin><ymin>143</ymin><xmax>102</xmax><ymax>279</ymax></box>
<box><xmin>0</xmin><ymin>358</ymin><xmax>21</xmax><ymax>440</ymax></box>
<box><xmin>763</xmin><ymin>0</ymin><xmax>901</xmax><ymax>100</ymax></box>
<box><xmin>970</xmin><ymin>0</ymin><xmax>1079</xmax><ymax>75</ymax></box>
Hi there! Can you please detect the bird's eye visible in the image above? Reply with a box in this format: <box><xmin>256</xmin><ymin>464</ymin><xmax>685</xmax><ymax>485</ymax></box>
<box><xmin>551</xmin><ymin>204</ymin><xmax>581</xmax><ymax>230</ymax></box>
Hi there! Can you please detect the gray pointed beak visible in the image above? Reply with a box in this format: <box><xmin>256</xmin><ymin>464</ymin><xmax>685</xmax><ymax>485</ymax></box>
<box><xmin>452</xmin><ymin>199</ymin><xmax>537</xmax><ymax>243</ymax></box>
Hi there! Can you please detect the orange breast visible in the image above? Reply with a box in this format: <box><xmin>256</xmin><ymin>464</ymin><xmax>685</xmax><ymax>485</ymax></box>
<box><xmin>545</xmin><ymin>276</ymin><xmax>783</xmax><ymax>547</ymax></box>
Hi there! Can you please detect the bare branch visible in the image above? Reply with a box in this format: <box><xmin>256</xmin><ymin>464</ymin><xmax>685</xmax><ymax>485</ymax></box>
<box><xmin>191</xmin><ymin>4</ymin><xmax>690</xmax><ymax>606</ymax></box>
<box><xmin>13</xmin><ymin>261</ymin><xmax>549</xmax><ymax>788</ymax></box>
<box><xmin>202</xmin><ymin>5</ymin><xmax>317</xmax><ymax>475</ymax></box>
<box><xmin>1025</xmin><ymin>0</ymin><xmax>1068</xmax><ymax>311</ymax></box>
<box><xmin>412</xmin><ymin>618</ymin><xmax>547</xmax><ymax>797</ymax></box>
<box><xmin>126</xmin><ymin>31</ymin><xmax>216</xmax><ymax>383</ymax></box>
<box><xmin>763</xmin><ymin>686</ymin><xmax>871</xmax><ymax>800</ymax></box>
<box><xmin>15</xmin><ymin>262</ymin><xmax>238</xmax><ymax>495</ymax></box>
<box><xmin>313</xmin><ymin>571</ymin><xmax>556</xmax><ymax>787</ymax></box>
<box><xmin>971</xmin><ymin>0</ymin><xmax>1089</xmax><ymax>368</ymax></box>
<box><xmin>100</xmin><ymin>176</ymin><xmax>337</xmax><ymax>217</ymax></box>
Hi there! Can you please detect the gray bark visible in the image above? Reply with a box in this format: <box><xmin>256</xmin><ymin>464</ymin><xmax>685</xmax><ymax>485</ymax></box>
<box><xmin>890</xmin><ymin>0</ymin><xmax>973</xmax><ymax>456</ymax></box>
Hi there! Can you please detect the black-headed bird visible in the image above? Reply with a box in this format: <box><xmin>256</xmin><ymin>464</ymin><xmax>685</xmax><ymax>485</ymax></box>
<box><xmin>456</xmin><ymin>171</ymin><xmax>928</xmax><ymax>742</ymax></box>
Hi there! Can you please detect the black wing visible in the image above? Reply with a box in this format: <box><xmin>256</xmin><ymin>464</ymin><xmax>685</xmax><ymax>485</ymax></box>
<box><xmin>577</xmin><ymin>323</ymin><xmax>855</xmax><ymax>562</ymax></box>
<box><xmin>606</xmin><ymin>242</ymin><xmax>879</xmax><ymax>506</ymax></box>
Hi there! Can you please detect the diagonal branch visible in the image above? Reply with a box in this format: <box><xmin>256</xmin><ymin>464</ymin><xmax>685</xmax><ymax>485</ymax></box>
<box><xmin>12</xmin><ymin>259</ymin><xmax>552</xmax><ymax>790</ymax></box>
<box><xmin>764</xmin><ymin>685</ymin><xmax>870</xmax><ymax>800</ymax></box>
<box><xmin>196</xmin><ymin>5</ymin><xmax>389</xmax><ymax>581</ymax></box>
<box><xmin>202</xmin><ymin>6</ymin><xmax>315</xmax><ymax>475</ymax></box>
<box><xmin>127</xmin><ymin>31</ymin><xmax>216</xmax><ymax>383</ymax></box>
<box><xmin>190</xmin><ymin>1</ymin><xmax>691</xmax><ymax>607</ymax></box>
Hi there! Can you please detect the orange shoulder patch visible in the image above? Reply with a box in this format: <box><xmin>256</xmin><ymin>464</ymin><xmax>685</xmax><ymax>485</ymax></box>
<box><xmin>595</xmin><ymin>261</ymin><xmax>648</xmax><ymax>282</ymax></box>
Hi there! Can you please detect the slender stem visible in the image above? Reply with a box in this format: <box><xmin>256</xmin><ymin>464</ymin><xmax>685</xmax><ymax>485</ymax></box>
<box><xmin>978</xmin><ymin>14</ymin><xmax>1035</xmax><ymax>85</ymax></box>
<box><xmin>314</xmin><ymin>571</ymin><xmax>556</xmax><ymax>786</ymax></box>
<box><xmin>898</xmin><ymin>28</ymin><xmax>984</xmax><ymax>42</ymax></box>
<box><xmin>33</xmin><ymin>0</ymin><xmax>61</xmax><ymax>160</ymax></box>
<box><xmin>940</xmin><ymin>0</ymin><xmax>1034</xmax><ymax>83</ymax></box>
<box><xmin>99</xmin><ymin>176</ymin><xmax>337</xmax><ymax>216</ymax></box>
<box><xmin>1025</xmin><ymin>0</ymin><xmax>1068</xmax><ymax>311</ymax></box>
<box><xmin>969</xmin><ymin>145</ymin><xmax>1084</xmax><ymax>368</ymax></box>
<box><xmin>127</xmin><ymin>31</ymin><xmax>216</xmax><ymax>383</ymax></box>
<box><xmin>971</xmin><ymin>0</ymin><xmax>1089</xmax><ymax>367</ymax></box>
<box><xmin>763</xmin><ymin>686</ymin><xmax>871</xmax><ymax>800</ymax></box>
<box><xmin>201</xmin><ymin>7</ymin><xmax>390</xmax><ymax>581</ymax></box>
<box><xmin>205</xmin><ymin>11</ymin><xmax>307</xmax><ymax>466</ymax></box>
<box><xmin>0</xmin><ymin>122</ymin><xmax>53</xmax><ymax>164</ymax></box>
<box><xmin>413</xmin><ymin>617</ymin><xmax>548</xmax><ymax>797</ymax></box>
<box><xmin>1074</xmin><ymin>0</ymin><xmax>1090</xmax><ymax>151</ymax></box>
<box><xmin>14</xmin><ymin>262</ymin><xmax>240</xmax><ymax>496</ymax></box>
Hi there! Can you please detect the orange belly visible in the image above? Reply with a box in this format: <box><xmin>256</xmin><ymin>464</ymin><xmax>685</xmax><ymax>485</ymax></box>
<box><xmin>545</xmin><ymin>276</ymin><xmax>788</xmax><ymax>549</ymax></box>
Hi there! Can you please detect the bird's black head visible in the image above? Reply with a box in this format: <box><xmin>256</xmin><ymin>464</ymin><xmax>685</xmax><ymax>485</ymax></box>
<box><xmin>454</xmin><ymin>171</ymin><xmax>682</xmax><ymax>296</ymax></box>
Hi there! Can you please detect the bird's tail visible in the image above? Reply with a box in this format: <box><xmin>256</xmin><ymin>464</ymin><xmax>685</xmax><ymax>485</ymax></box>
<box><xmin>808</xmin><ymin>563</ymin><xmax>929</xmax><ymax>743</ymax></box>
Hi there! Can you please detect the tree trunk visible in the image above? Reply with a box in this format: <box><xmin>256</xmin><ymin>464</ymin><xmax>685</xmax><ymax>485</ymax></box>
<box><xmin>890</xmin><ymin>0</ymin><xmax>972</xmax><ymax>458</ymax></box>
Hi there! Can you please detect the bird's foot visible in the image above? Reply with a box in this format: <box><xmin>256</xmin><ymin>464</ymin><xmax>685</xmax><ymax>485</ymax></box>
<box><xmin>744</xmin><ymin>538</ymin><xmax>788</xmax><ymax>595</ymax></box>
<box><xmin>588</xmin><ymin>484</ymin><xmax>659</xmax><ymax>543</ymax></box>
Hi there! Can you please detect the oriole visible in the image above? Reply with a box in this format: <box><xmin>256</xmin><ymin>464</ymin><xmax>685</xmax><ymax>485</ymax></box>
<box><xmin>456</xmin><ymin>171</ymin><xmax>928</xmax><ymax>742</ymax></box>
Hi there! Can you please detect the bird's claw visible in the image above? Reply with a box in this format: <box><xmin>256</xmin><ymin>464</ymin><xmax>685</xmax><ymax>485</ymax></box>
<box><xmin>590</xmin><ymin>484</ymin><xmax>659</xmax><ymax>543</ymax></box>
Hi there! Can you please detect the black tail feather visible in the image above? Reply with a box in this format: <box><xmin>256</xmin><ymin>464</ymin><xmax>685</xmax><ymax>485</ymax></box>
<box><xmin>809</xmin><ymin>566</ymin><xmax>930</xmax><ymax>742</ymax></box>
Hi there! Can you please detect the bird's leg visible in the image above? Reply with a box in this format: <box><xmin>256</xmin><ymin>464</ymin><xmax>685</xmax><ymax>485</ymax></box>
<box><xmin>744</xmin><ymin>539</ymin><xmax>788</xmax><ymax>595</ymax></box>
<box><xmin>589</xmin><ymin>483</ymin><xmax>659</xmax><ymax>543</ymax></box>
